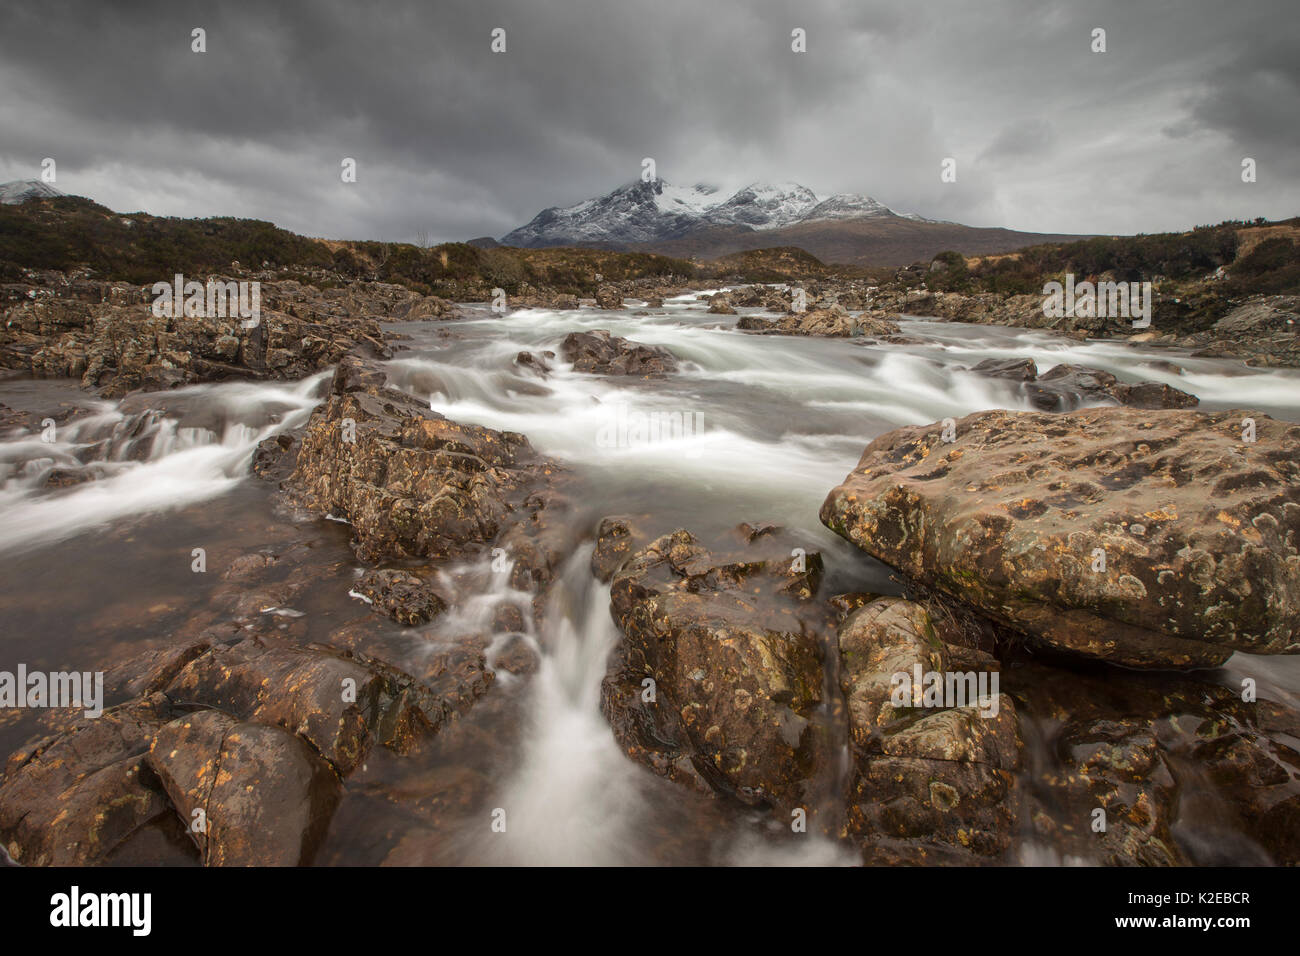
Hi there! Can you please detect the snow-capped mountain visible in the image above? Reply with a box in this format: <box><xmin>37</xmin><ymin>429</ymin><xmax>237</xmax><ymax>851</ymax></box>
<box><xmin>500</xmin><ymin>179</ymin><xmax>924</xmax><ymax>247</ymax></box>
<box><xmin>0</xmin><ymin>180</ymin><xmax>64</xmax><ymax>204</ymax></box>
<box><xmin>701</xmin><ymin>182</ymin><xmax>820</xmax><ymax>229</ymax></box>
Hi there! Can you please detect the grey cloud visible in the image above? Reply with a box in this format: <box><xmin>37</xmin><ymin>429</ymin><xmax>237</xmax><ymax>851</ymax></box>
<box><xmin>0</xmin><ymin>0</ymin><xmax>1295</xmax><ymax>242</ymax></box>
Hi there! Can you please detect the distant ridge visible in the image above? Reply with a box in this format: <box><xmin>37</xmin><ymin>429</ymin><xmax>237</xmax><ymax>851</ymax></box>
<box><xmin>498</xmin><ymin>178</ymin><xmax>1087</xmax><ymax>266</ymax></box>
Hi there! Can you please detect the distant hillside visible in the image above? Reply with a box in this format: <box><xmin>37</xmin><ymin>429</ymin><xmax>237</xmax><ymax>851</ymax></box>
<box><xmin>0</xmin><ymin>195</ymin><xmax>698</xmax><ymax>296</ymax></box>
<box><xmin>632</xmin><ymin>217</ymin><xmax>1090</xmax><ymax>268</ymax></box>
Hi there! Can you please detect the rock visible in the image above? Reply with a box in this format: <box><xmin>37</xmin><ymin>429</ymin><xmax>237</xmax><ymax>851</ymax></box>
<box><xmin>353</xmin><ymin>568</ymin><xmax>448</xmax><ymax>625</ymax></box>
<box><xmin>550</xmin><ymin>294</ymin><xmax>579</xmax><ymax>310</ymax></box>
<box><xmin>970</xmin><ymin>357</ymin><xmax>1038</xmax><ymax>382</ymax></box>
<box><xmin>0</xmin><ymin>694</ymin><xmax>177</xmax><ymax>865</ymax></box>
<box><xmin>821</xmin><ymin>407</ymin><xmax>1300</xmax><ymax>668</ymax></box>
<box><xmin>559</xmin><ymin>329</ymin><xmax>678</xmax><ymax>376</ymax></box>
<box><xmin>162</xmin><ymin>634</ymin><xmax>490</xmax><ymax>772</ymax></box>
<box><xmin>601</xmin><ymin>528</ymin><xmax>831</xmax><ymax>813</ymax></box>
<box><xmin>968</xmin><ymin>359</ymin><xmax>1199</xmax><ymax>411</ymax></box>
<box><xmin>514</xmin><ymin>350</ymin><xmax>551</xmax><ymax>375</ymax></box>
<box><xmin>285</xmin><ymin>354</ymin><xmax>569</xmax><ymax>580</ymax></box>
<box><xmin>147</xmin><ymin>709</ymin><xmax>340</xmax><ymax>866</ymax></box>
<box><xmin>591</xmin><ymin>514</ymin><xmax>648</xmax><ymax>582</ymax></box>
<box><xmin>594</xmin><ymin>285</ymin><xmax>623</xmax><ymax>310</ymax></box>
<box><xmin>0</xmin><ymin>274</ymin><xmax>407</xmax><ymax>397</ymax></box>
<box><xmin>1008</xmin><ymin>662</ymin><xmax>1300</xmax><ymax>865</ymax></box>
<box><xmin>738</xmin><ymin>307</ymin><xmax>900</xmax><ymax>338</ymax></box>
<box><xmin>836</xmin><ymin>598</ymin><xmax>1022</xmax><ymax>864</ymax></box>
<box><xmin>707</xmin><ymin>293</ymin><xmax>736</xmax><ymax>315</ymax></box>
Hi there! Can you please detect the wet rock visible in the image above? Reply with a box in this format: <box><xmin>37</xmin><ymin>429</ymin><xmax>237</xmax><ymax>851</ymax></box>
<box><xmin>1007</xmin><ymin>662</ymin><xmax>1300</xmax><ymax>865</ymax></box>
<box><xmin>250</xmin><ymin>433</ymin><xmax>297</xmax><ymax>481</ymax></box>
<box><xmin>161</xmin><ymin>636</ymin><xmax>480</xmax><ymax>774</ymax></box>
<box><xmin>707</xmin><ymin>293</ymin><xmax>736</xmax><ymax>315</ymax></box>
<box><xmin>601</xmin><ymin>529</ymin><xmax>831</xmax><ymax>814</ymax></box>
<box><xmin>559</xmin><ymin>329</ymin><xmax>678</xmax><ymax>377</ymax></box>
<box><xmin>836</xmin><ymin>598</ymin><xmax>1022</xmax><ymax>864</ymax></box>
<box><xmin>353</xmin><ymin>568</ymin><xmax>448</xmax><ymax>625</ymax></box>
<box><xmin>285</xmin><ymin>354</ymin><xmax>569</xmax><ymax>579</ymax></box>
<box><xmin>970</xmin><ymin>357</ymin><xmax>1038</xmax><ymax>382</ymax></box>
<box><xmin>737</xmin><ymin>307</ymin><xmax>900</xmax><ymax>338</ymax></box>
<box><xmin>147</xmin><ymin>709</ymin><xmax>340</xmax><ymax>866</ymax></box>
<box><xmin>591</xmin><ymin>514</ymin><xmax>650</xmax><ymax>582</ymax></box>
<box><xmin>514</xmin><ymin>350</ymin><xmax>552</xmax><ymax>375</ymax></box>
<box><xmin>0</xmin><ymin>694</ymin><xmax>177</xmax><ymax>865</ymax></box>
<box><xmin>821</xmin><ymin>407</ymin><xmax>1300</xmax><ymax>668</ymax></box>
<box><xmin>968</xmin><ymin>358</ymin><xmax>1199</xmax><ymax>410</ymax></box>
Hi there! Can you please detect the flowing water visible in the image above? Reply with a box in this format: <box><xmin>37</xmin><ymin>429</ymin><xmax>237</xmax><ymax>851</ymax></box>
<box><xmin>3</xmin><ymin>290</ymin><xmax>1299</xmax><ymax>865</ymax></box>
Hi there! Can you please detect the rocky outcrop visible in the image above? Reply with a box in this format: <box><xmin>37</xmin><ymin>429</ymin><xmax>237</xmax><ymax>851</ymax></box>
<box><xmin>969</xmin><ymin>358</ymin><xmax>1199</xmax><ymax>410</ymax></box>
<box><xmin>1178</xmin><ymin>295</ymin><xmax>1300</xmax><ymax>367</ymax></box>
<box><xmin>559</xmin><ymin>329</ymin><xmax>678</xmax><ymax>376</ymax></box>
<box><xmin>0</xmin><ymin>275</ymin><xmax>447</xmax><ymax>397</ymax></box>
<box><xmin>0</xmin><ymin>624</ymin><xmax>495</xmax><ymax>866</ymax></box>
<box><xmin>821</xmin><ymin>407</ymin><xmax>1300</xmax><ymax>668</ymax></box>
<box><xmin>601</xmin><ymin>527</ymin><xmax>832</xmax><ymax>814</ymax></box>
<box><xmin>284</xmin><ymin>354</ymin><xmax>571</xmax><ymax>587</ymax></box>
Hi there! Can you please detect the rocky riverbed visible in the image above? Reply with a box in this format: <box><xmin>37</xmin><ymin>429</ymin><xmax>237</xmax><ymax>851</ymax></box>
<box><xmin>1</xmin><ymin>283</ymin><xmax>1297</xmax><ymax>866</ymax></box>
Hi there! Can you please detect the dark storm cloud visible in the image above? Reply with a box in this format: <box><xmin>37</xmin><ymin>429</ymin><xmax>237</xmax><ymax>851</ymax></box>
<box><xmin>0</xmin><ymin>0</ymin><xmax>1295</xmax><ymax>241</ymax></box>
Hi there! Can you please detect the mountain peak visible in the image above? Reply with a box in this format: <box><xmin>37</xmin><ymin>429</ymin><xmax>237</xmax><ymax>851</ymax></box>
<box><xmin>498</xmin><ymin>179</ymin><xmax>910</xmax><ymax>247</ymax></box>
<box><xmin>0</xmin><ymin>179</ymin><xmax>64</xmax><ymax>204</ymax></box>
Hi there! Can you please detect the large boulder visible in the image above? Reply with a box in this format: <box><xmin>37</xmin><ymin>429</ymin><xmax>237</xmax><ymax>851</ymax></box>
<box><xmin>821</xmin><ymin>407</ymin><xmax>1300</xmax><ymax>668</ymax></box>
<box><xmin>601</xmin><ymin>527</ymin><xmax>832</xmax><ymax>814</ymax></box>
<box><xmin>559</xmin><ymin>329</ymin><xmax>678</xmax><ymax>376</ymax></box>
<box><xmin>707</xmin><ymin>293</ymin><xmax>736</xmax><ymax>315</ymax></box>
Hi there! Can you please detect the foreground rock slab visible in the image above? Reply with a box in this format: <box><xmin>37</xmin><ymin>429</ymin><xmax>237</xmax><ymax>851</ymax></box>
<box><xmin>821</xmin><ymin>407</ymin><xmax>1300</xmax><ymax>668</ymax></box>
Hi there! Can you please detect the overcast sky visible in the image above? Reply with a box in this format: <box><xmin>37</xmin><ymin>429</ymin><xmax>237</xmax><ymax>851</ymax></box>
<box><xmin>1</xmin><ymin>0</ymin><xmax>1296</xmax><ymax>243</ymax></box>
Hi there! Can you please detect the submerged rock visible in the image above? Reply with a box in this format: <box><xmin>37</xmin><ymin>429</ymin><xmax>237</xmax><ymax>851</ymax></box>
<box><xmin>821</xmin><ymin>407</ymin><xmax>1300</xmax><ymax>668</ymax></box>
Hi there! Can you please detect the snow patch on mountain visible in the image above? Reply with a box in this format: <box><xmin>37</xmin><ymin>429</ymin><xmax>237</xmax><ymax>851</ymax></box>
<box><xmin>0</xmin><ymin>180</ymin><xmax>64</xmax><ymax>204</ymax></box>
